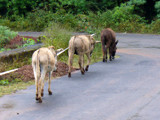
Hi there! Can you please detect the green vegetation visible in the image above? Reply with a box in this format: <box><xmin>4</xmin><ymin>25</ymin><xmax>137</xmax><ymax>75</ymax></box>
<box><xmin>21</xmin><ymin>38</ymin><xmax>35</xmax><ymax>47</ymax></box>
<box><xmin>0</xmin><ymin>52</ymin><xmax>32</xmax><ymax>72</ymax></box>
<box><xmin>0</xmin><ymin>79</ymin><xmax>9</xmax><ymax>85</ymax></box>
<box><xmin>0</xmin><ymin>0</ymin><xmax>159</xmax><ymax>34</ymax></box>
<box><xmin>0</xmin><ymin>81</ymin><xmax>34</xmax><ymax>97</ymax></box>
<box><xmin>0</xmin><ymin>78</ymin><xmax>21</xmax><ymax>86</ymax></box>
<box><xmin>0</xmin><ymin>26</ymin><xmax>18</xmax><ymax>48</ymax></box>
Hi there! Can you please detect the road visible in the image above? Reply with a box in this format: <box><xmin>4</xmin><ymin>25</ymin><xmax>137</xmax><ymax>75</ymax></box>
<box><xmin>0</xmin><ymin>33</ymin><xmax>160</xmax><ymax>120</ymax></box>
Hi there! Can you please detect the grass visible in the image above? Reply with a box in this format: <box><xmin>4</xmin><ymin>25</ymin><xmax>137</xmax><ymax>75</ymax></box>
<box><xmin>0</xmin><ymin>81</ymin><xmax>34</xmax><ymax>97</ymax></box>
<box><xmin>0</xmin><ymin>52</ymin><xmax>32</xmax><ymax>72</ymax></box>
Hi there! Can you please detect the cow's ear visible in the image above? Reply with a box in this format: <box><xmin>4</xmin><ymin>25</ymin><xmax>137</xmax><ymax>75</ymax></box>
<box><xmin>48</xmin><ymin>46</ymin><xmax>55</xmax><ymax>49</ymax></box>
<box><xmin>115</xmin><ymin>40</ymin><xmax>118</xmax><ymax>45</ymax></box>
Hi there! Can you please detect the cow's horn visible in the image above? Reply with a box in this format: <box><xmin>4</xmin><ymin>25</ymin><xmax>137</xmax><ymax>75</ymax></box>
<box><xmin>96</xmin><ymin>41</ymin><xmax>101</xmax><ymax>43</ymax></box>
<box><xmin>91</xmin><ymin>34</ymin><xmax>95</xmax><ymax>37</ymax></box>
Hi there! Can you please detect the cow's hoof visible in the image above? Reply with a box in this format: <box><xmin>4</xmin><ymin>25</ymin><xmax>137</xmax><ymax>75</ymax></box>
<box><xmin>48</xmin><ymin>91</ymin><xmax>52</xmax><ymax>95</ymax></box>
<box><xmin>68</xmin><ymin>73</ymin><xmax>71</xmax><ymax>77</ymax></box>
<box><xmin>109</xmin><ymin>56</ymin><xmax>112</xmax><ymax>61</ymax></box>
<box><xmin>41</xmin><ymin>92</ymin><xmax>44</xmax><ymax>97</ymax></box>
<box><xmin>81</xmin><ymin>69</ymin><xmax>85</xmax><ymax>75</ymax></box>
<box><xmin>36</xmin><ymin>94</ymin><xmax>38</xmax><ymax>100</ymax></box>
<box><xmin>38</xmin><ymin>98</ymin><xmax>42</xmax><ymax>103</ymax></box>
<box><xmin>36</xmin><ymin>97</ymin><xmax>39</xmax><ymax>101</ymax></box>
<box><xmin>85</xmin><ymin>65</ymin><xmax>89</xmax><ymax>71</ymax></box>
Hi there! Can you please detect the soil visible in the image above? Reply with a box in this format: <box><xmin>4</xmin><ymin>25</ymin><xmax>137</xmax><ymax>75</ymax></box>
<box><xmin>0</xmin><ymin>62</ymin><xmax>77</xmax><ymax>82</ymax></box>
<box><xmin>4</xmin><ymin>35</ymin><xmax>38</xmax><ymax>49</ymax></box>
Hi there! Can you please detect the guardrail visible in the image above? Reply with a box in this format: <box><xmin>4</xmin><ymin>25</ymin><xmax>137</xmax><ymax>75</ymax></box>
<box><xmin>0</xmin><ymin>47</ymin><xmax>69</xmax><ymax>76</ymax></box>
<box><xmin>0</xmin><ymin>43</ymin><xmax>44</xmax><ymax>59</ymax></box>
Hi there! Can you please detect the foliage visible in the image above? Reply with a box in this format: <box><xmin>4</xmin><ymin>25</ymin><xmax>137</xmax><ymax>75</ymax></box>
<box><xmin>128</xmin><ymin>0</ymin><xmax>146</xmax><ymax>5</ymax></box>
<box><xmin>112</xmin><ymin>3</ymin><xmax>134</xmax><ymax>25</ymax></box>
<box><xmin>22</xmin><ymin>38</ymin><xmax>35</xmax><ymax>47</ymax></box>
<box><xmin>0</xmin><ymin>81</ymin><xmax>34</xmax><ymax>97</ymax></box>
<box><xmin>0</xmin><ymin>0</ymin><xmax>121</xmax><ymax>16</ymax></box>
<box><xmin>0</xmin><ymin>48</ymin><xmax>11</xmax><ymax>52</ymax></box>
<box><xmin>42</xmin><ymin>22</ymin><xmax>72</xmax><ymax>49</ymax></box>
<box><xmin>0</xmin><ymin>25</ymin><xmax>18</xmax><ymax>48</ymax></box>
<box><xmin>0</xmin><ymin>1</ymin><xmax>160</xmax><ymax>34</ymax></box>
<box><xmin>150</xmin><ymin>19</ymin><xmax>160</xmax><ymax>34</ymax></box>
<box><xmin>0</xmin><ymin>52</ymin><xmax>32</xmax><ymax>72</ymax></box>
<box><xmin>26</xmin><ymin>9</ymin><xmax>53</xmax><ymax>31</ymax></box>
<box><xmin>155</xmin><ymin>1</ymin><xmax>160</xmax><ymax>18</ymax></box>
<box><xmin>0</xmin><ymin>0</ymin><xmax>159</xmax><ymax>22</ymax></box>
<box><xmin>0</xmin><ymin>78</ymin><xmax>22</xmax><ymax>86</ymax></box>
<box><xmin>0</xmin><ymin>79</ymin><xmax>9</xmax><ymax>85</ymax></box>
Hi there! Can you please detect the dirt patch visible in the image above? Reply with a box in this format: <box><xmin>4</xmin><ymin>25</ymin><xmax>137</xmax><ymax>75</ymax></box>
<box><xmin>0</xmin><ymin>62</ymin><xmax>78</xmax><ymax>82</ymax></box>
<box><xmin>4</xmin><ymin>35</ymin><xmax>38</xmax><ymax>49</ymax></box>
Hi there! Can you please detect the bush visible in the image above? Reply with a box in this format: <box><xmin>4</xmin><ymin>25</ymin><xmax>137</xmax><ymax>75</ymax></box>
<box><xmin>0</xmin><ymin>26</ymin><xmax>18</xmax><ymax>48</ymax></box>
<box><xmin>0</xmin><ymin>79</ymin><xmax>9</xmax><ymax>85</ymax></box>
<box><xmin>0</xmin><ymin>4</ymin><xmax>159</xmax><ymax>34</ymax></box>
<box><xmin>150</xmin><ymin>19</ymin><xmax>160</xmax><ymax>34</ymax></box>
<box><xmin>43</xmin><ymin>22</ymin><xmax>72</xmax><ymax>49</ymax></box>
<box><xmin>155</xmin><ymin>1</ymin><xmax>160</xmax><ymax>19</ymax></box>
<box><xmin>91</xmin><ymin>3</ymin><xmax>147</xmax><ymax>33</ymax></box>
<box><xmin>26</xmin><ymin>9</ymin><xmax>54</xmax><ymax>31</ymax></box>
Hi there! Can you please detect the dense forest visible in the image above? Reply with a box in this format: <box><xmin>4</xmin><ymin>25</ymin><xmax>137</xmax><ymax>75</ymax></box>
<box><xmin>0</xmin><ymin>0</ymin><xmax>160</xmax><ymax>33</ymax></box>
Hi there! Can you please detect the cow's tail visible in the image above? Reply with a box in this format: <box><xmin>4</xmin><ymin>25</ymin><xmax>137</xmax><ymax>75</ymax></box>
<box><xmin>73</xmin><ymin>36</ymin><xmax>78</xmax><ymax>55</ymax></box>
<box><xmin>69</xmin><ymin>36</ymin><xmax>76</xmax><ymax>53</ymax></box>
<box><xmin>36</xmin><ymin>50</ymin><xmax>41</xmax><ymax>81</ymax></box>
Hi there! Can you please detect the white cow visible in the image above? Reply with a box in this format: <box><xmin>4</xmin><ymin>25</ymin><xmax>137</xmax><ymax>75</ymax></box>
<box><xmin>32</xmin><ymin>46</ymin><xmax>57</xmax><ymax>103</ymax></box>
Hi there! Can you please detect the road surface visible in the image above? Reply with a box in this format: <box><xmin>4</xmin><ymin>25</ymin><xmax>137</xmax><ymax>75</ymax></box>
<box><xmin>0</xmin><ymin>33</ymin><xmax>160</xmax><ymax>120</ymax></box>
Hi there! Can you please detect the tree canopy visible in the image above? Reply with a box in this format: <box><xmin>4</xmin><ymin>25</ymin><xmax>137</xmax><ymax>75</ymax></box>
<box><xmin>0</xmin><ymin>0</ymin><xmax>159</xmax><ymax>22</ymax></box>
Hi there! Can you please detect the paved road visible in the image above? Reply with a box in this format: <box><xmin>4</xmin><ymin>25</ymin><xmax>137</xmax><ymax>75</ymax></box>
<box><xmin>18</xmin><ymin>32</ymin><xmax>44</xmax><ymax>37</ymax></box>
<box><xmin>0</xmin><ymin>33</ymin><xmax>160</xmax><ymax>120</ymax></box>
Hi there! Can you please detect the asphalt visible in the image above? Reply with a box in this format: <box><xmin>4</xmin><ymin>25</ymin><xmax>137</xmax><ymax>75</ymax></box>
<box><xmin>0</xmin><ymin>33</ymin><xmax>160</xmax><ymax>120</ymax></box>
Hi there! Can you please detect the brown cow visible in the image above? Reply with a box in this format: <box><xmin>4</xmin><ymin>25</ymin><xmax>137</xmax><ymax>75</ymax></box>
<box><xmin>32</xmin><ymin>46</ymin><xmax>57</xmax><ymax>103</ymax></box>
<box><xmin>101</xmin><ymin>28</ymin><xmax>118</xmax><ymax>62</ymax></box>
<box><xmin>68</xmin><ymin>34</ymin><xmax>97</xmax><ymax>77</ymax></box>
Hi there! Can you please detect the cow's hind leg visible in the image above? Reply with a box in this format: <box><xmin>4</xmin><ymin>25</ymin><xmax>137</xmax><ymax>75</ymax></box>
<box><xmin>41</xmin><ymin>65</ymin><xmax>46</xmax><ymax>97</ymax></box>
<box><xmin>37</xmin><ymin>77</ymin><xmax>42</xmax><ymax>103</ymax></box>
<box><xmin>33</xmin><ymin>63</ymin><xmax>39</xmax><ymax>100</ymax></box>
<box><xmin>79</xmin><ymin>55</ymin><xmax>85</xmax><ymax>75</ymax></box>
<box><xmin>109</xmin><ymin>47</ymin><xmax>112</xmax><ymax>61</ymax></box>
<box><xmin>102</xmin><ymin>45</ymin><xmax>106</xmax><ymax>62</ymax></box>
<box><xmin>68</xmin><ymin>51</ymin><xmax>74</xmax><ymax>77</ymax></box>
<box><xmin>85</xmin><ymin>53</ymin><xmax>91</xmax><ymax>71</ymax></box>
<box><xmin>101</xmin><ymin>39</ymin><xmax>107</xmax><ymax>62</ymax></box>
<box><xmin>38</xmin><ymin>67</ymin><xmax>46</xmax><ymax>103</ymax></box>
<box><xmin>48</xmin><ymin>71</ymin><xmax>52</xmax><ymax>95</ymax></box>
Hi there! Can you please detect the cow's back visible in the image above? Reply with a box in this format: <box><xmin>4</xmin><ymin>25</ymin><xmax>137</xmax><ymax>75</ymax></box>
<box><xmin>69</xmin><ymin>35</ymin><xmax>91</xmax><ymax>55</ymax></box>
<box><xmin>32</xmin><ymin>48</ymin><xmax>55</xmax><ymax>70</ymax></box>
<box><xmin>101</xmin><ymin>28</ymin><xmax>116</xmax><ymax>46</ymax></box>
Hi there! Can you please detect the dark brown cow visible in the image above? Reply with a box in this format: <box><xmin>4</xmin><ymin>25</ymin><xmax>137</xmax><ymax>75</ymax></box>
<box><xmin>101</xmin><ymin>28</ymin><xmax>118</xmax><ymax>62</ymax></box>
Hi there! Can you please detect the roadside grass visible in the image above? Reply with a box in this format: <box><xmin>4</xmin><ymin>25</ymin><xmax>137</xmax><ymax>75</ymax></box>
<box><xmin>0</xmin><ymin>53</ymin><xmax>32</xmax><ymax>72</ymax></box>
<box><xmin>0</xmin><ymin>81</ymin><xmax>34</xmax><ymax>97</ymax></box>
